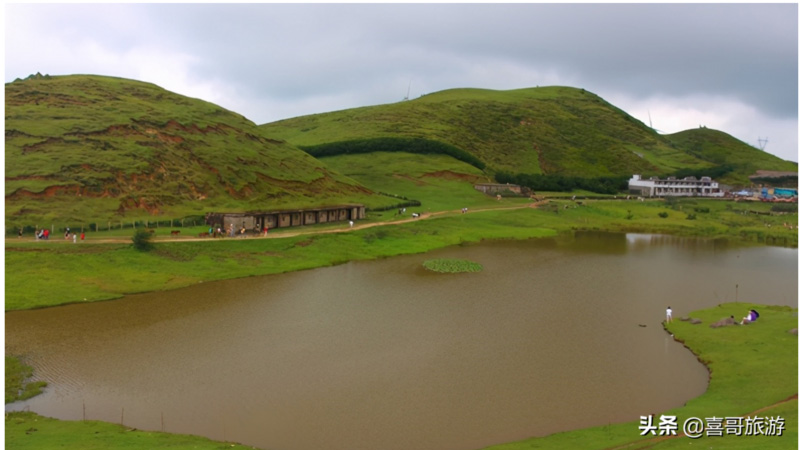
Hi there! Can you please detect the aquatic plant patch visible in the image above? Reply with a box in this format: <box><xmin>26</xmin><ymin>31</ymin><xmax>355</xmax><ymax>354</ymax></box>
<box><xmin>5</xmin><ymin>356</ymin><xmax>47</xmax><ymax>404</ymax></box>
<box><xmin>422</xmin><ymin>258</ymin><xmax>483</xmax><ymax>273</ymax></box>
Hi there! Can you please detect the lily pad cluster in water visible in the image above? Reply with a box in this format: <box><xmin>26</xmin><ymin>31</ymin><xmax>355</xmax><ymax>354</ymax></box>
<box><xmin>422</xmin><ymin>258</ymin><xmax>483</xmax><ymax>274</ymax></box>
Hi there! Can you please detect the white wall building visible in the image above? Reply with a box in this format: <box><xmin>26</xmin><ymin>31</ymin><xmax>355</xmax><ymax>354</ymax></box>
<box><xmin>628</xmin><ymin>175</ymin><xmax>723</xmax><ymax>198</ymax></box>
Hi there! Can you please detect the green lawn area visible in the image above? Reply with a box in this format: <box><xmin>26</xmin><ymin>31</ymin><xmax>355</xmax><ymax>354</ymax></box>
<box><xmin>319</xmin><ymin>151</ymin><xmax>514</xmax><ymax>213</ymax></box>
<box><xmin>5</xmin><ymin>411</ymin><xmax>256</xmax><ymax>450</ymax></box>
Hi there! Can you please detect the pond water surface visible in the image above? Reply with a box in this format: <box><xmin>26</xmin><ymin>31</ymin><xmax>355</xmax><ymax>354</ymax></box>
<box><xmin>6</xmin><ymin>233</ymin><xmax>798</xmax><ymax>450</ymax></box>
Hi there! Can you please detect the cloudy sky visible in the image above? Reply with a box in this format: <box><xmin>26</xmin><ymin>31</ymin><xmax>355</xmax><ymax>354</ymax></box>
<box><xmin>4</xmin><ymin>3</ymin><xmax>799</xmax><ymax>162</ymax></box>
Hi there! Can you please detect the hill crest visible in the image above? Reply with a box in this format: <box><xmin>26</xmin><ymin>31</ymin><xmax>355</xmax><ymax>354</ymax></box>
<box><xmin>5</xmin><ymin>74</ymin><xmax>376</xmax><ymax>225</ymax></box>
<box><xmin>260</xmin><ymin>85</ymin><xmax>796</xmax><ymax>184</ymax></box>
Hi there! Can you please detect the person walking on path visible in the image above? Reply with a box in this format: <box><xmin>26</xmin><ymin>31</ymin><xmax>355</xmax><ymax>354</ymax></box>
<box><xmin>666</xmin><ymin>306</ymin><xmax>673</xmax><ymax>323</ymax></box>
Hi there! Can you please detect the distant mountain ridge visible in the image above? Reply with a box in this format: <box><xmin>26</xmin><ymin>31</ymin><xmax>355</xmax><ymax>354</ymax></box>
<box><xmin>6</xmin><ymin>75</ymin><xmax>797</xmax><ymax>227</ymax></box>
<box><xmin>5</xmin><ymin>75</ymin><xmax>376</xmax><ymax>225</ymax></box>
<box><xmin>259</xmin><ymin>86</ymin><xmax>797</xmax><ymax>184</ymax></box>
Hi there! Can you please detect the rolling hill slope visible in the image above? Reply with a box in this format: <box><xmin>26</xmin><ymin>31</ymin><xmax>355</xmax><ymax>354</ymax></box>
<box><xmin>664</xmin><ymin>127</ymin><xmax>797</xmax><ymax>184</ymax></box>
<box><xmin>5</xmin><ymin>74</ymin><xmax>378</xmax><ymax>226</ymax></box>
<box><xmin>259</xmin><ymin>86</ymin><xmax>796</xmax><ymax>184</ymax></box>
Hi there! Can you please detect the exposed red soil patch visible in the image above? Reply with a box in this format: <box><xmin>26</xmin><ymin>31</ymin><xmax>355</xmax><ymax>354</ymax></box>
<box><xmin>393</xmin><ymin>174</ymin><xmax>428</xmax><ymax>186</ymax></box>
<box><xmin>750</xmin><ymin>170</ymin><xmax>798</xmax><ymax>178</ymax></box>
<box><xmin>163</xmin><ymin>120</ymin><xmax>236</xmax><ymax>136</ymax></box>
<box><xmin>9</xmin><ymin>185</ymin><xmax>82</xmax><ymax>198</ymax></box>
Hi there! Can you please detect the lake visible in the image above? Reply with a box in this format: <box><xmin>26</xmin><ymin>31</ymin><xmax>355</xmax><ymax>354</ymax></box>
<box><xmin>6</xmin><ymin>232</ymin><xmax>797</xmax><ymax>450</ymax></box>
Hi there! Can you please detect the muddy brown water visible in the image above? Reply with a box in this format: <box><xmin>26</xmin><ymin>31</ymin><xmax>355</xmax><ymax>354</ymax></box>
<box><xmin>6</xmin><ymin>233</ymin><xmax>798</xmax><ymax>450</ymax></box>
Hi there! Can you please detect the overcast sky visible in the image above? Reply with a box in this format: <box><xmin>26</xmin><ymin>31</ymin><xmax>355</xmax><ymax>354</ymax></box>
<box><xmin>4</xmin><ymin>3</ymin><xmax>799</xmax><ymax>162</ymax></box>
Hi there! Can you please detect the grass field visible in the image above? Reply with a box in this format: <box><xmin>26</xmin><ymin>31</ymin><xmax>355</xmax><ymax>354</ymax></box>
<box><xmin>319</xmin><ymin>151</ymin><xmax>511</xmax><ymax>212</ymax></box>
<box><xmin>5</xmin><ymin>410</ymin><xmax>256</xmax><ymax>450</ymax></box>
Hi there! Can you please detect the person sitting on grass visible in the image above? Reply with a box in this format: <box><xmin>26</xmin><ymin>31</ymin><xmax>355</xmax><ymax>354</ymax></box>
<box><xmin>741</xmin><ymin>309</ymin><xmax>759</xmax><ymax>325</ymax></box>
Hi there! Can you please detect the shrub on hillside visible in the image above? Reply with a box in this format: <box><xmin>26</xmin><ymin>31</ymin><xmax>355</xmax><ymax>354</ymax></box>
<box><xmin>132</xmin><ymin>229</ymin><xmax>154</xmax><ymax>251</ymax></box>
<box><xmin>301</xmin><ymin>137</ymin><xmax>486</xmax><ymax>170</ymax></box>
<box><xmin>494</xmin><ymin>171</ymin><xmax>628</xmax><ymax>195</ymax></box>
<box><xmin>771</xmin><ymin>204</ymin><xmax>798</xmax><ymax>213</ymax></box>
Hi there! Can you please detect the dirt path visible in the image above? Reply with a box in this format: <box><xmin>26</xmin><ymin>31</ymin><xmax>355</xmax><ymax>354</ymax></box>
<box><xmin>9</xmin><ymin>201</ymin><xmax>549</xmax><ymax>245</ymax></box>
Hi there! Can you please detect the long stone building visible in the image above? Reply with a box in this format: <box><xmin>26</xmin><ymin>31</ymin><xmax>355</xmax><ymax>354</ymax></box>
<box><xmin>474</xmin><ymin>183</ymin><xmax>523</xmax><ymax>195</ymax></box>
<box><xmin>205</xmin><ymin>204</ymin><xmax>365</xmax><ymax>232</ymax></box>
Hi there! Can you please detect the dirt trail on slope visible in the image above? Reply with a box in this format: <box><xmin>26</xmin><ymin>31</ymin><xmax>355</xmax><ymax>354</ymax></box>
<box><xmin>9</xmin><ymin>201</ymin><xmax>549</xmax><ymax>245</ymax></box>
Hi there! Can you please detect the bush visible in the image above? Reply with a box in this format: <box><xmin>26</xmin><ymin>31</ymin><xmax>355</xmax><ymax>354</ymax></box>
<box><xmin>658</xmin><ymin>212</ymin><xmax>669</xmax><ymax>218</ymax></box>
<box><xmin>366</xmin><ymin>192</ymin><xmax>422</xmax><ymax>212</ymax></box>
<box><xmin>494</xmin><ymin>171</ymin><xmax>629</xmax><ymax>195</ymax></box>
<box><xmin>302</xmin><ymin>137</ymin><xmax>485</xmax><ymax>170</ymax></box>
<box><xmin>367</xmin><ymin>201</ymin><xmax>421</xmax><ymax>213</ymax></box>
<box><xmin>132</xmin><ymin>229</ymin><xmax>154</xmax><ymax>251</ymax></box>
<box><xmin>771</xmin><ymin>204</ymin><xmax>798</xmax><ymax>213</ymax></box>
<box><xmin>686</xmin><ymin>214</ymin><xmax>697</xmax><ymax>220</ymax></box>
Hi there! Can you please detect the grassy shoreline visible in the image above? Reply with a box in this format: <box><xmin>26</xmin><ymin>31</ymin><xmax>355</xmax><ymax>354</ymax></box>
<box><xmin>5</xmin><ymin>198</ymin><xmax>798</xmax><ymax>311</ymax></box>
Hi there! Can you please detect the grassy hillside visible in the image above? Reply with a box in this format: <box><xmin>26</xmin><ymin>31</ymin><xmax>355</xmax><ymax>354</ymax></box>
<box><xmin>5</xmin><ymin>74</ymin><xmax>386</xmax><ymax>228</ymax></box>
<box><xmin>260</xmin><ymin>86</ymin><xmax>796</xmax><ymax>182</ymax></box>
<box><xmin>665</xmin><ymin>128</ymin><xmax>798</xmax><ymax>185</ymax></box>
<box><xmin>319</xmin><ymin>151</ymin><xmax>500</xmax><ymax>214</ymax></box>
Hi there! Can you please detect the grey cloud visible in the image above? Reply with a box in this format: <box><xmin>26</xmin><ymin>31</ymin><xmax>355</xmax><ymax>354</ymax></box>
<box><xmin>5</xmin><ymin>3</ymin><xmax>797</xmax><ymax>159</ymax></box>
<box><xmin>142</xmin><ymin>3</ymin><xmax>797</xmax><ymax>119</ymax></box>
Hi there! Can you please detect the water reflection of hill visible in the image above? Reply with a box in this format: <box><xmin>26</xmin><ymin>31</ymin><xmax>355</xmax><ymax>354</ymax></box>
<box><xmin>625</xmin><ymin>233</ymin><xmax>732</xmax><ymax>252</ymax></box>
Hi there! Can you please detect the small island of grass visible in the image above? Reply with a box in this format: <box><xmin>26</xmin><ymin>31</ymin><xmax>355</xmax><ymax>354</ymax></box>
<box><xmin>422</xmin><ymin>258</ymin><xmax>483</xmax><ymax>273</ymax></box>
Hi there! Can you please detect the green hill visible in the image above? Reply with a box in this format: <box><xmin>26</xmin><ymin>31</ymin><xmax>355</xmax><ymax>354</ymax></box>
<box><xmin>259</xmin><ymin>86</ymin><xmax>796</xmax><ymax>184</ymax></box>
<box><xmin>5</xmin><ymin>75</ymin><xmax>379</xmax><ymax>227</ymax></box>
<box><xmin>7</xmin><ymin>78</ymin><xmax>796</xmax><ymax>230</ymax></box>
<box><xmin>664</xmin><ymin>127</ymin><xmax>797</xmax><ymax>184</ymax></box>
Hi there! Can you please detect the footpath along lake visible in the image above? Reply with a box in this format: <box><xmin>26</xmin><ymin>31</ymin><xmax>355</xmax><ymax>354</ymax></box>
<box><xmin>6</xmin><ymin>232</ymin><xmax>798</xmax><ymax>450</ymax></box>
